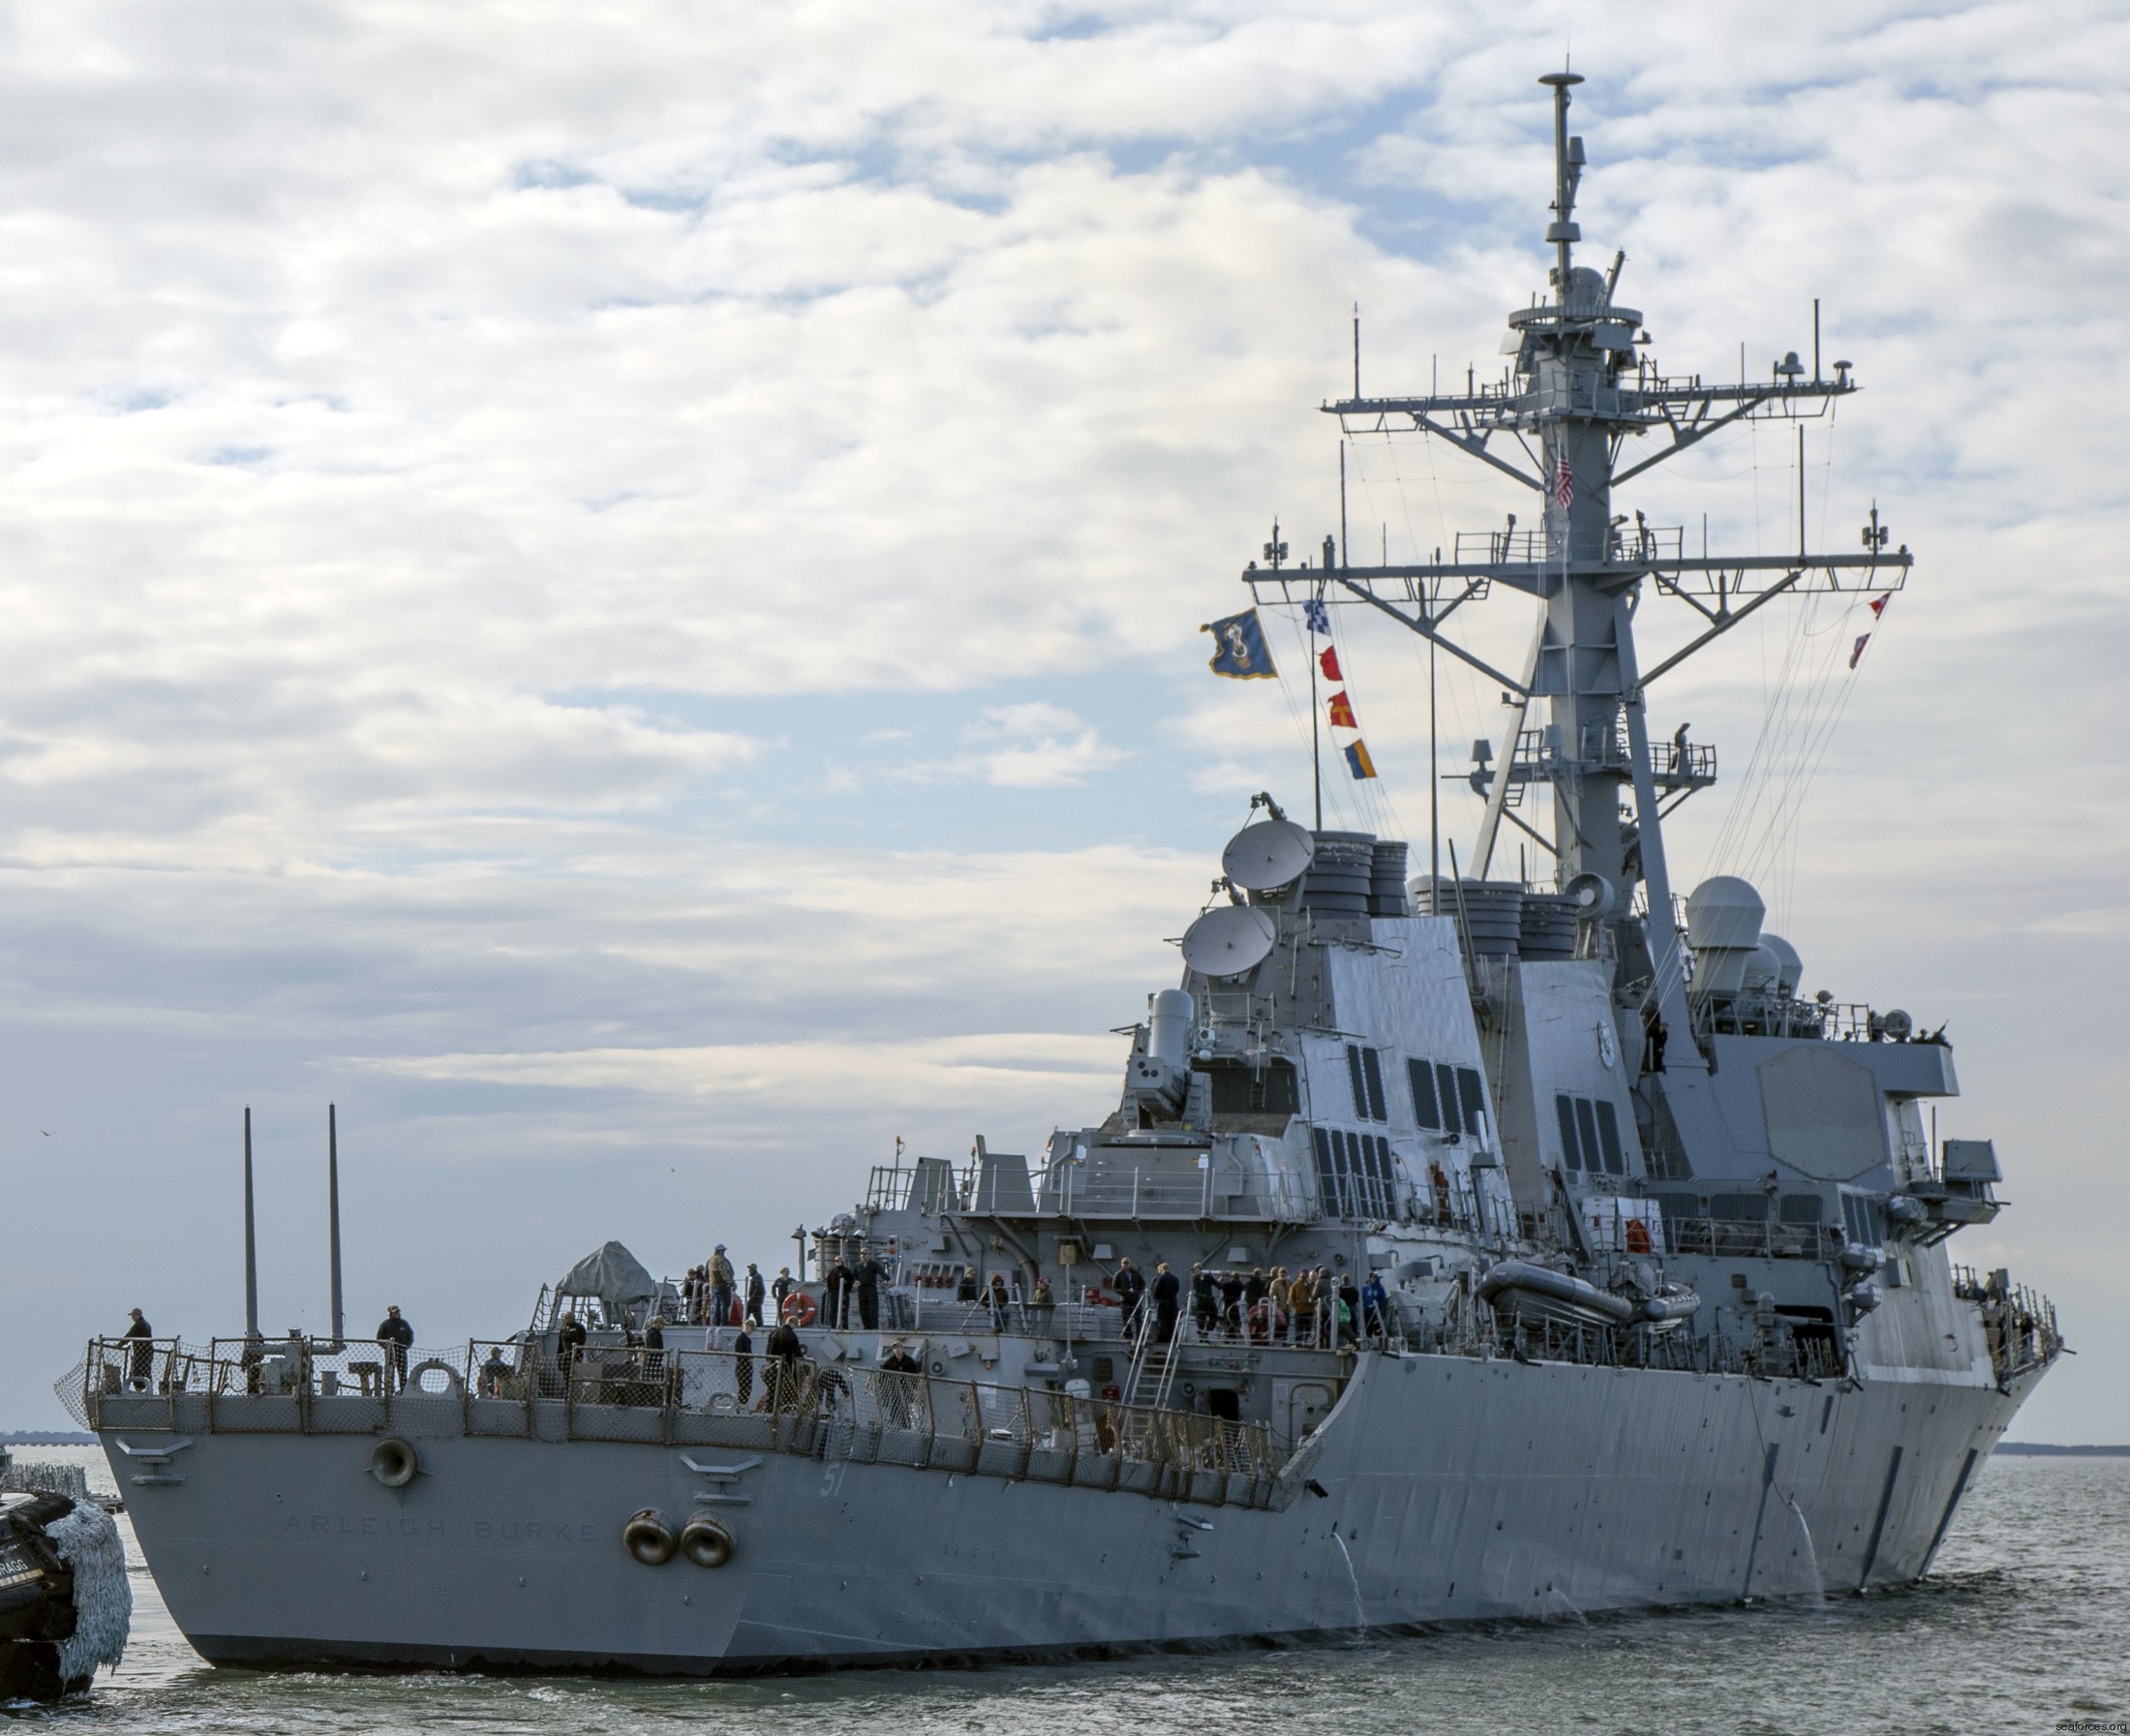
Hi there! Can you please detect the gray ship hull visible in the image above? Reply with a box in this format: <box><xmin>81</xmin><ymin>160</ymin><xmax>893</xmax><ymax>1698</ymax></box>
<box><xmin>102</xmin><ymin>1350</ymin><xmax>2029</xmax><ymax>1674</ymax></box>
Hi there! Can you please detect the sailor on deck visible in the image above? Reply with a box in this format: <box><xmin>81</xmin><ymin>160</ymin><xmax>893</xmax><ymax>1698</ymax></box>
<box><xmin>376</xmin><ymin>1305</ymin><xmax>413</xmax><ymax>1392</ymax></box>
<box><xmin>1191</xmin><ymin>1265</ymin><xmax>1217</xmax><ymax>1333</ymax></box>
<box><xmin>1152</xmin><ymin>1262</ymin><xmax>1180</xmax><ymax>1342</ymax></box>
<box><xmin>880</xmin><ymin>1340</ymin><xmax>922</xmax><ymax>1427</ymax></box>
<box><xmin>1113</xmin><ymin>1258</ymin><xmax>1145</xmax><ymax>1336</ymax></box>
<box><xmin>853</xmin><ymin>1250</ymin><xmax>882</xmax><ymax>1330</ymax></box>
<box><xmin>763</xmin><ymin>1320</ymin><xmax>805</xmax><ymax>1412</ymax></box>
<box><xmin>707</xmin><ymin>1246</ymin><xmax>735</xmax><ymax>1329</ymax></box>
<box><xmin>122</xmin><ymin>1308</ymin><xmax>154</xmax><ymax>1390</ymax></box>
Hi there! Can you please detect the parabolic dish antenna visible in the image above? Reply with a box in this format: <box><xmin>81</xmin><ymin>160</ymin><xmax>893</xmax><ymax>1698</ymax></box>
<box><xmin>1221</xmin><ymin>820</ymin><xmax>1315</xmax><ymax>892</ymax></box>
<box><xmin>1181</xmin><ymin>904</ymin><xmax>1278</xmax><ymax>978</ymax></box>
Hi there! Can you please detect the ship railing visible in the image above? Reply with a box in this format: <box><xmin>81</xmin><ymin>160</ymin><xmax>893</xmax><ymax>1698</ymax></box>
<box><xmin>1949</xmin><ymin>1265</ymin><xmax>2064</xmax><ymax>1383</ymax></box>
<box><xmin>78</xmin><ymin>1339</ymin><xmax>1280</xmax><ymax>1508</ymax></box>
<box><xmin>1044</xmin><ymin>1168</ymin><xmax>1211</xmax><ymax>1218</ymax></box>
<box><xmin>896</xmin><ymin>1298</ymin><xmax>1122</xmax><ymax>1338</ymax></box>
<box><xmin>1476</xmin><ymin>1310</ymin><xmax>1841</xmax><ymax>1381</ymax></box>
<box><xmin>77</xmin><ymin>1335</ymin><xmax>475</xmax><ymax>1434</ymax></box>
<box><xmin>1689</xmin><ymin>992</ymin><xmax>1835</xmax><ymax>1042</ymax></box>
<box><xmin>1701</xmin><ymin>1324</ymin><xmax>1846</xmax><ymax>1383</ymax></box>
<box><xmin>1039</xmin><ymin>1166</ymin><xmax>1314</xmax><ymax>1222</ymax></box>
<box><xmin>1660</xmin><ymin>1217</ymin><xmax>1842</xmax><ymax>1262</ymax></box>
<box><xmin>80</xmin><ymin>1336</ymin><xmax>198</xmax><ymax>1407</ymax></box>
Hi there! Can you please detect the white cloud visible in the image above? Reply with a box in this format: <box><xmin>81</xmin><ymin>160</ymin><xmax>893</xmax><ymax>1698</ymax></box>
<box><xmin>898</xmin><ymin>701</ymin><xmax>1131</xmax><ymax>786</ymax></box>
<box><xmin>362</xmin><ymin>1031</ymin><xmax>1125</xmax><ymax>1115</ymax></box>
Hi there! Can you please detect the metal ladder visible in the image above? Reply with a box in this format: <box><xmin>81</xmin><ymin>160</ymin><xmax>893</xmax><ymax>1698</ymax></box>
<box><xmin>1126</xmin><ymin>1311</ymin><xmax>1188</xmax><ymax>1411</ymax></box>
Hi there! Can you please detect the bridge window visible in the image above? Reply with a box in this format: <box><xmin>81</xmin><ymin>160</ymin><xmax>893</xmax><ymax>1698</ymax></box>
<box><xmin>1841</xmin><ymin>1191</ymin><xmax>1886</xmax><ymax>1248</ymax></box>
<box><xmin>1556</xmin><ymin>1094</ymin><xmax>1583</xmax><ymax>1171</ymax></box>
<box><xmin>1457</xmin><ymin>1068</ymin><xmax>1488</xmax><ymax>1140</ymax></box>
<box><xmin>1556</xmin><ymin>1093</ymin><xmax>1627</xmax><ymax>1174</ymax></box>
<box><xmin>1346</xmin><ymin>1045</ymin><xmax>1388</xmax><ymax>1121</ymax></box>
<box><xmin>1355</xmin><ymin>1133</ymin><xmax>1389</xmax><ymax>1218</ymax></box>
<box><xmin>1361</xmin><ymin>1048</ymin><xmax>1387</xmax><ymax>1121</ymax></box>
<box><xmin>1311</xmin><ymin>1128</ymin><xmax>1402</xmax><ymax>1219</ymax></box>
<box><xmin>1574</xmin><ymin>1098</ymin><xmax>1601</xmax><ymax>1175</ymax></box>
<box><xmin>1408</xmin><ymin>1059</ymin><xmax>1441</xmax><ymax>1129</ymax></box>
<box><xmin>1311</xmin><ymin>1128</ymin><xmax>1339</xmax><ymax>1215</ymax></box>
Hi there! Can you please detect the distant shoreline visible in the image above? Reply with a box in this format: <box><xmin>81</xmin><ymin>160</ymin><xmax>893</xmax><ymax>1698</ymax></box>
<box><xmin>1</xmin><ymin>1432</ymin><xmax>96</xmax><ymax>1446</ymax></box>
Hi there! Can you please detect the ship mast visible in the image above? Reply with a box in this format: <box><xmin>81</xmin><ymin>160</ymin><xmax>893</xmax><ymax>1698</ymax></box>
<box><xmin>1244</xmin><ymin>69</ymin><xmax>1912</xmax><ymax>1060</ymax></box>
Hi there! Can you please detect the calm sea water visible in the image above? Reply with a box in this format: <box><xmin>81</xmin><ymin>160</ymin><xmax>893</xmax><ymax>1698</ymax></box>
<box><xmin>8</xmin><ymin>1446</ymin><xmax>2126</xmax><ymax>1734</ymax></box>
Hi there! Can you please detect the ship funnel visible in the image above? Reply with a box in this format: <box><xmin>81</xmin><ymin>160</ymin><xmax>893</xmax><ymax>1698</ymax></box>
<box><xmin>1685</xmin><ymin>876</ymin><xmax>1766</xmax><ymax>996</ymax></box>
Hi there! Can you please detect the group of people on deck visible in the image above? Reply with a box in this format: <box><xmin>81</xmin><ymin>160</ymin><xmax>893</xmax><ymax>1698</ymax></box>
<box><xmin>943</xmin><ymin>1256</ymin><xmax>1388</xmax><ymax>1348</ymax></box>
<box><xmin>679</xmin><ymin>1247</ymin><xmax>800</xmax><ymax>1329</ymax></box>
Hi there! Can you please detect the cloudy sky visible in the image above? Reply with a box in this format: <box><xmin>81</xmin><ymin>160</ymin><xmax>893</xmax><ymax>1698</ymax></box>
<box><xmin>0</xmin><ymin>0</ymin><xmax>2124</xmax><ymax>1440</ymax></box>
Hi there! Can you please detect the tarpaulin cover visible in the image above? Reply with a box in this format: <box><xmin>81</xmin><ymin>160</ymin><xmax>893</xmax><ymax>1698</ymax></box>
<box><xmin>555</xmin><ymin>1240</ymin><xmax>657</xmax><ymax>1317</ymax></box>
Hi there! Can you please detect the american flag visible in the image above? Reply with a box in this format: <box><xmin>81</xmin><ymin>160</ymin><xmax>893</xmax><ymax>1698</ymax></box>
<box><xmin>1551</xmin><ymin>455</ymin><xmax>1574</xmax><ymax>510</ymax></box>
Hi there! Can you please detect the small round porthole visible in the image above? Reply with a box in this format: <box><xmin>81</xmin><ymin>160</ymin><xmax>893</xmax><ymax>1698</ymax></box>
<box><xmin>929</xmin><ymin>1359</ymin><xmax>946</xmax><ymax>1376</ymax></box>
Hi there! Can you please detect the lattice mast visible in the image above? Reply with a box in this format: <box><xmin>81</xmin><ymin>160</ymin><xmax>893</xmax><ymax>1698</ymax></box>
<box><xmin>1246</xmin><ymin>70</ymin><xmax>1912</xmax><ymax>1050</ymax></box>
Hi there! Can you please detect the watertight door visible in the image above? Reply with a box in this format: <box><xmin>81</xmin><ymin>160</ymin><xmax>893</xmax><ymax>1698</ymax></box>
<box><xmin>1283</xmin><ymin>1382</ymin><xmax>1333</xmax><ymax>1450</ymax></box>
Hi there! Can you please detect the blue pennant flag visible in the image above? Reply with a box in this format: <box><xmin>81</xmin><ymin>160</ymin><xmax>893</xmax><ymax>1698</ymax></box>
<box><xmin>1202</xmin><ymin>609</ymin><xmax>1279</xmax><ymax>681</ymax></box>
<box><xmin>1302</xmin><ymin>597</ymin><xmax>1331</xmax><ymax>636</ymax></box>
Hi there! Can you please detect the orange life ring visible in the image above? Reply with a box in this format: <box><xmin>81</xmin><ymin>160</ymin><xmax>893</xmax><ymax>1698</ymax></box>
<box><xmin>1248</xmin><ymin>1298</ymin><xmax>1287</xmax><ymax>1340</ymax></box>
<box><xmin>1624</xmin><ymin>1218</ymin><xmax>1653</xmax><ymax>1255</ymax></box>
<box><xmin>780</xmin><ymin>1292</ymin><xmax>816</xmax><ymax>1326</ymax></box>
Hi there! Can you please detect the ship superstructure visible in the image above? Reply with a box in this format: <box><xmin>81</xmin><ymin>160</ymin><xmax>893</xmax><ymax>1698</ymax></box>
<box><xmin>73</xmin><ymin>73</ymin><xmax>2059</xmax><ymax>1676</ymax></box>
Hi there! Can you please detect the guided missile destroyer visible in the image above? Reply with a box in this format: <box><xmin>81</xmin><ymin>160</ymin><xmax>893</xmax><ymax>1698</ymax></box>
<box><xmin>75</xmin><ymin>73</ymin><xmax>2059</xmax><ymax>1675</ymax></box>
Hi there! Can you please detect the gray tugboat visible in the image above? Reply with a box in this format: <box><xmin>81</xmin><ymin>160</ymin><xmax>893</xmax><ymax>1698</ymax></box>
<box><xmin>72</xmin><ymin>71</ymin><xmax>2059</xmax><ymax>1675</ymax></box>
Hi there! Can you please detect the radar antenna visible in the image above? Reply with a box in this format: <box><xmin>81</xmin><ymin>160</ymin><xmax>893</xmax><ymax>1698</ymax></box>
<box><xmin>1241</xmin><ymin>72</ymin><xmax>1913</xmax><ymax>1068</ymax></box>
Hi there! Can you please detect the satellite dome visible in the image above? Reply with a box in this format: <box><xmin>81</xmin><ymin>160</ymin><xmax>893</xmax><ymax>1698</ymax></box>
<box><xmin>1760</xmin><ymin>933</ymin><xmax>1803</xmax><ymax>998</ymax></box>
<box><xmin>1740</xmin><ymin>945</ymin><xmax>1782</xmax><ymax>993</ymax></box>
<box><xmin>1565</xmin><ymin>264</ymin><xmax>1607</xmax><ymax>310</ymax></box>
<box><xmin>1684</xmin><ymin>876</ymin><xmax>1766</xmax><ymax>952</ymax></box>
